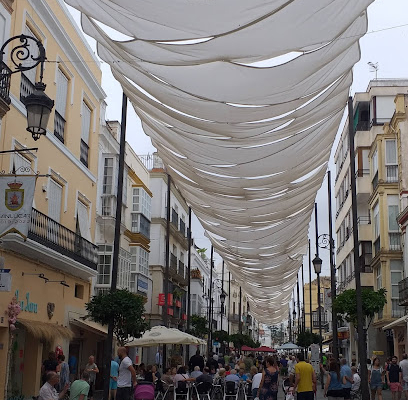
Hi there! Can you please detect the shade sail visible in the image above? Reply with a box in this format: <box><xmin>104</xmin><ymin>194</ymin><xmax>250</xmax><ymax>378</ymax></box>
<box><xmin>126</xmin><ymin>326</ymin><xmax>206</xmax><ymax>347</ymax></box>
<box><xmin>277</xmin><ymin>343</ymin><xmax>301</xmax><ymax>350</ymax></box>
<box><xmin>67</xmin><ymin>0</ymin><xmax>374</xmax><ymax>324</ymax></box>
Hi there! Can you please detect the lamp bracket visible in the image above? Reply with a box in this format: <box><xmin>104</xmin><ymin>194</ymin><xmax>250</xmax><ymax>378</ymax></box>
<box><xmin>317</xmin><ymin>234</ymin><xmax>334</xmax><ymax>250</ymax></box>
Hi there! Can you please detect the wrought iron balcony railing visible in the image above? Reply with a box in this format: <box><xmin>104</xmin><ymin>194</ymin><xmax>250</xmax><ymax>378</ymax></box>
<box><xmin>28</xmin><ymin>207</ymin><xmax>98</xmax><ymax>269</ymax></box>
<box><xmin>54</xmin><ymin>110</ymin><xmax>66</xmax><ymax>143</ymax></box>
<box><xmin>0</xmin><ymin>61</ymin><xmax>11</xmax><ymax>104</ymax></box>
<box><xmin>399</xmin><ymin>277</ymin><xmax>408</xmax><ymax>306</ymax></box>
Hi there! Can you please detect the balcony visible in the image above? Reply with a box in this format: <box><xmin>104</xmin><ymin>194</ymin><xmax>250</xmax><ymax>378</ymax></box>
<box><xmin>386</xmin><ymin>165</ymin><xmax>398</xmax><ymax>183</ymax></box>
<box><xmin>399</xmin><ymin>277</ymin><xmax>408</xmax><ymax>306</ymax></box>
<box><xmin>178</xmin><ymin>260</ymin><xmax>185</xmax><ymax>278</ymax></box>
<box><xmin>179</xmin><ymin>219</ymin><xmax>186</xmax><ymax>236</ymax></box>
<box><xmin>355</xmin><ymin>121</ymin><xmax>370</xmax><ymax>131</ymax></box>
<box><xmin>0</xmin><ymin>61</ymin><xmax>11</xmax><ymax>105</ymax></box>
<box><xmin>389</xmin><ymin>233</ymin><xmax>401</xmax><ymax>251</ymax></box>
<box><xmin>171</xmin><ymin>209</ymin><xmax>178</xmax><ymax>228</ymax></box>
<box><xmin>1</xmin><ymin>207</ymin><xmax>98</xmax><ymax>280</ymax></box>
<box><xmin>169</xmin><ymin>257</ymin><xmax>187</xmax><ymax>286</ymax></box>
<box><xmin>54</xmin><ymin>111</ymin><xmax>66</xmax><ymax>143</ymax></box>
<box><xmin>20</xmin><ymin>73</ymin><xmax>35</xmax><ymax>102</ymax></box>
<box><xmin>170</xmin><ymin>253</ymin><xmax>177</xmax><ymax>270</ymax></box>
<box><xmin>28</xmin><ymin>208</ymin><xmax>98</xmax><ymax>269</ymax></box>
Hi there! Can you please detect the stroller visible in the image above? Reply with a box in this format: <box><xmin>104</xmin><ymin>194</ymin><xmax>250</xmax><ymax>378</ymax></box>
<box><xmin>282</xmin><ymin>378</ymin><xmax>295</xmax><ymax>400</ymax></box>
<box><xmin>135</xmin><ymin>381</ymin><xmax>155</xmax><ymax>400</ymax></box>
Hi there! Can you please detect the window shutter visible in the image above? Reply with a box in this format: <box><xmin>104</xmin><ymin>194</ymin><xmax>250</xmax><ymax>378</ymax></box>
<box><xmin>81</xmin><ymin>102</ymin><xmax>91</xmax><ymax>144</ymax></box>
<box><xmin>77</xmin><ymin>200</ymin><xmax>91</xmax><ymax>241</ymax></box>
<box><xmin>13</xmin><ymin>153</ymin><xmax>31</xmax><ymax>174</ymax></box>
<box><xmin>48</xmin><ymin>180</ymin><xmax>62</xmax><ymax>223</ymax></box>
<box><xmin>55</xmin><ymin>69</ymin><xmax>68</xmax><ymax>118</ymax></box>
<box><xmin>23</xmin><ymin>26</ymin><xmax>38</xmax><ymax>84</ymax></box>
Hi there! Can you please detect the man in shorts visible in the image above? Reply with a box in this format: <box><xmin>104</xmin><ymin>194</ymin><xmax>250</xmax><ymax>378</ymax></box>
<box><xmin>387</xmin><ymin>356</ymin><xmax>403</xmax><ymax>400</ymax></box>
<box><xmin>294</xmin><ymin>353</ymin><xmax>316</xmax><ymax>400</ymax></box>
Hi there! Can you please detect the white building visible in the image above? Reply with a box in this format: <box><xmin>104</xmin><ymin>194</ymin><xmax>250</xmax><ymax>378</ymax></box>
<box><xmin>94</xmin><ymin>120</ymin><xmax>153</xmax><ymax>313</ymax></box>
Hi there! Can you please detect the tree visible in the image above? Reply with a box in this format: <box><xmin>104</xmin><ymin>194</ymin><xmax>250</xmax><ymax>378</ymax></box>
<box><xmin>296</xmin><ymin>330</ymin><xmax>321</xmax><ymax>348</ymax></box>
<box><xmin>213</xmin><ymin>330</ymin><xmax>230</xmax><ymax>344</ymax></box>
<box><xmin>229</xmin><ymin>333</ymin><xmax>258</xmax><ymax>350</ymax></box>
<box><xmin>332</xmin><ymin>288</ymin><xmax>387</xmax><ymax>328</ymax></box>
<box><xmin>189</xmin><ymin>314</ymin><xmax>208</xmax><ymax>338</ymax></box>
<box><xmin>85</xmin><ymin>289</ymin><xmax>148</xmax><ymax>346</ymax></box>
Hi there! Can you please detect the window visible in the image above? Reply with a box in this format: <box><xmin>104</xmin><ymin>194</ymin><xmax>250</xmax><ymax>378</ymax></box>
<box><xmin>130</xmin><ymin>246</ymin><xmax>149</xmax><ymax>277</ymax></box>
<box><xmin>373</xmin><ymin>202</ymin><xmax>380</xmax><ymax>239</ymax></box>
<box><xmin>80</xmin><ymin>102</ymin><xmax>91</xmax><ymax>167</ymax></box>
<box><xmin>131</xmin><ymin>213</ymin><xmax>150</xmax><ymax>238</ymax></box>
<box><xmin>372</xmin><ymin>96</ymin><xmax>396</xmax><ymax>125</ymax></box>
<box><xmin>77</xmin><ymin>200</ymin><xmax>91</xmax><ymax>241</ymax></box>
<box><xmin>13</xmin><ymin>153</ymin><xmax>31</xmax><ymax>174</ymax></box>
<box><xmin>132</xmin><ymin>187</ymin><xmax>151</xmax><ymax>219</ymax></box>
<box><xmin>48</xmin><ymin>179</ymin><xmax>62</xmax><ymax>223</ymax></box>
<box><xmin>103</xmin><ymin>158</ymin><xmax>114</xmax><ymax>195</ymax></box>
<box><xmin>20</xmin><ymin>25</ymin><xmax>38</xmax><ymax>100</ymax></box>
<box><xmin>97</xmin><ymin>245</ymin><xmax>112</xmax><ymax>285</ymax></box>
<box><xmin>117</xmin><ymin>248</ymin><xmax>131</xmax><ymax>290</ymax></box>
<box><xmin>54</xmin><ymin>69</ymin><xmax>68</xmax><ymax>143</ymax></box>
<box><xmin>372</xmin><ymin>148</ymin><xmax>378</xmax><ymax>175</ymax></box>
<box><xmin>391</xmin><ymin>260</ymin><xmax>404</xmax><ymax>317</ymax></box>
<box><xmin>385</xmin><ymin>140</ymin><xmax>398</xmax><ymax>183</ymax></box>
<box><xmin>388</xmin><ymin>195</ymin><xmax>399</xmax><ymax>232</ymax></box>
<box><xmin>375</xmin><ymin>265</ymin><xmax>382</xmax><ymax>290</ymax></box>
<box><xmin>74</xmin><ymin>284</ymin><xmax>84</xmax><ymax>299</ymax></box>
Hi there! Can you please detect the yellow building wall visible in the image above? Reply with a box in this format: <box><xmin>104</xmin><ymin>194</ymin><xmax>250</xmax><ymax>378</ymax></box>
<box><xmin>0</xmin><ymin>0</ymin><xmax>104</xmax><ymax>237</ymax></box>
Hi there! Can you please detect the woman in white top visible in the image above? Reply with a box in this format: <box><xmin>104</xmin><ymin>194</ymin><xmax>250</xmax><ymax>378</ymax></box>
<box><xmin>174</xmin><ymin>367</ymin><xmax>195</xmax><ymax>389</ymax></box>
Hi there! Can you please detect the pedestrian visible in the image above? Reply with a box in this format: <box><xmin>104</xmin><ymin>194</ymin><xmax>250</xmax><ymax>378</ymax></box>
<box><xmin>189</xmin><ymin>349</ymin><xmax>205</xmax><ymax>372</ymax></box>
<box><xmin>42</xmin><ymin>352</ymin><xmax>58</xmax><ymax>385</ymax></box>
<box><xmin>400</xmin><ymin>354</ymin><xmax>408</xmax><ymax>399</ymax></box>
<box><xmin>251</xmin><ymin>367</ymin><xmax>263</xmax><ymax>399</ymax></box>
<box><xmin>155</xmin><ymin>349</ymin><xmax>163</xmax><ymax>369</ymax></box>
<box><xmin>196</xmin><ymin>367</ymin><xmax>214</xmax><ymax>384</ymax></box>
<box><xmin>369</xmin><ymin>357</ymin><xmax>385</xmax><ymax>400</ymax></box>
<box><xmin>340</xmin><ymin>358</ymin><xmax>353</xmax><ymax>400</ymax></box>
<box><xmin>68</xmin><ymin>354</ymin><xmax>78</xmax><ymax>382</ymax></box>
<box><xmin>206</xmin><ymin>352</ymin><xmax>219</xmax><ymax>374</ymax></box>
<box><xmin>69</xmin><ymin>371</ymin><xmax>90</xmax><ymax>400</ymax></box>
<box><xmin>257</xmin><ymin>356</ymin><xmax>279</xmax><ymax>400</ymax></box>
<box><xmin>110</xmin><ymin>357</ymin><xmax>120</xmax><ymax>400</ymax></box>
<box><xmin>324</xmin><ymin>360</ymin><xmax>344</xmax><ymax>400</ymax></box>
<box><xmin>85</xmin><ymin>356</ymin><xmax>99</xmax><ymax>400</ymax></box>
<box><xmin>288</xmin><ymin>355</ymin><xmax>297</xmax><ymax>385</ymax></box>
<box><xmin>56</xmin><ymin>355</ymin><xmax>70</xmax><ymax>393</ymax></box>
<box><xmin>39</xmin><ymin>371</ymin><xmax>69</xmax><ymax>400</ymax></box>
<box><xmin>117</xmin><ymin>347</ymin><xmax>137</xmax><ymax>400</ymax></box>
<box><xmin>191</xmin><ymin>366</ymin><xmax>203</xmax><ymax>379</ymax></box>
<box><xmin>294</xmin><ymin>353</ymin><xmax>316</xmax><ymax>400</ymax></box>
<box><xmin>350</xmin><ymin>367</ymin><xmax>361</xmax><ymax>397</ymax></box>
<box><xmin>387</xmin><ymin>356</ymin><xmax>403</xmax><ymax>400</ymax></box>
<box><xmin>280</xmin><ymin>355</ymin><xmax>288</xmax><ymax>377</ymax></box>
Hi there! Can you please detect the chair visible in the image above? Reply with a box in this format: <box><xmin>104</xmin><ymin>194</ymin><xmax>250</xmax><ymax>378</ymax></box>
<box><xmin>195</xmin><ymin>381</ymin><xmax>213</xmax><ymax>400</ymax></box>
<box><xmin>155</xmin><ymin>380</ymin><xmax>174</xmax><ymax>400</ymax></box>
<box><xmin>174</xmin><ymin>380</ymin><xmax>189</xmax><ymax>400</ymax></box>
<box><xmin>224</xmin><ymin>381</ymin><xmax>238</xmax><ymax>400</ymax></box>
<box><xmin>351</xmin><ymin>387</ymin><xmax>362</xmax><ymax>400</ymax></box>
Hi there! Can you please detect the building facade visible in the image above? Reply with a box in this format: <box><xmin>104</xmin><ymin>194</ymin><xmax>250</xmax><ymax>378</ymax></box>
<box><xmin>94</xmin><ymin>120</ymin><xmax>153</xmax><ymax>310</ymax></box>
<box><xmin>0</xmin><ymin>0</ymin><xmax>106</xmax><ymax>397</ymax></box>
<box><xmin>334</xmin><ymin>80</ymin><xmax>408</xmax><ymax>362</ymax></box>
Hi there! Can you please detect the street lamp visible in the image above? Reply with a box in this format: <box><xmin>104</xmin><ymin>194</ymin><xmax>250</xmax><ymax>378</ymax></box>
<box><xmin>0</xmin><ymin>34</ymin><xmax>54</xmax><ymax>140</ymax></box>
<box><xmin>313</xmin><ymin>254</ymin><xmax>324</xmax><ymax>389</ymax></box>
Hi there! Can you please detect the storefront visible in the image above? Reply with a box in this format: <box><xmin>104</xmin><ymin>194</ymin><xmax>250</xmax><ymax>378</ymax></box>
<box><xmin>0</xmin><ymin>250</ymin><xmax>96</xmax><ymax>399</ymax></box>
<box><xmin>383</xmin><ymin>316</ymin><xmax>408</xmax><ymax>360</ymax></box>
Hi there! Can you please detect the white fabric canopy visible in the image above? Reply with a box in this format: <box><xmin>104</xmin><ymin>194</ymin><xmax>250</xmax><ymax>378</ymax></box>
<box><xmin>126</xmin><ymin>325</ymin><xmax>206</xmax><ymax>347</ymax></box>
<box><xmin>68</xmin><ymin>0</ymin><xmax>373</xmax><ymax>324</ymax></box>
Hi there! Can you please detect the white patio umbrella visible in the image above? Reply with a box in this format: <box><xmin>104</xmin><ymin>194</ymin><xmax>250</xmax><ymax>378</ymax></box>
<box><xmin>277</xmin><ymin>342</ymin><xmax>301</xmax><ymax>350</ymax></box>
<box><xmin>126</xmin><ymin>325</ymin><xmax>206</xmax><ymax>347</ymax></box>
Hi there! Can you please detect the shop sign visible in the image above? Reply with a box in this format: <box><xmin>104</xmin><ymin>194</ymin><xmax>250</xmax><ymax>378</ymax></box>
<box><xmin>158</xmin><ymin>293</ymin><xmax>173</xmax><ymax>306</ymax></box>
<box><xmin>0</xmin><ymin>269</ymin><xmax>11</xmax><ymax>291</ymax></box>
<box><xmin>167</xmin><ymin>308</ymin><xmax>174</xmax><ymax>316</ymax></box>
<box><xmin>373</xmin><ymin>351</ymin><xmax>384</xmax><ymax>355</ymax></box>
<box><xmin>15</xmin><ymin>290</ymin><xmax>38</xmax><ymax>313</ymax></box>
<box><xmin>158</xmin><ymin>294</ymin><xmax>165</xmax><ymax>306</ymax></box>
<box><xmin>175</xmin><ymin>300</ymin><xmax>182</xmax><ymax>308</ymax></box>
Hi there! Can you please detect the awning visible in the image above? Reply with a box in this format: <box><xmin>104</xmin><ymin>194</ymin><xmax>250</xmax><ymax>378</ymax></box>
<box><xmin>382</xmin><ymin>316</ymin><xmax>408</xmax><ymax>331</ymax></box>
<box><xmin>70</xmin><ymin>317</ymin><xmax>108</xmax><ymax>336</ymax></box>
<box><xmin>18</xmin><ymin>319</ymin><xmax>73</xmax><ymax>341</ymax></box>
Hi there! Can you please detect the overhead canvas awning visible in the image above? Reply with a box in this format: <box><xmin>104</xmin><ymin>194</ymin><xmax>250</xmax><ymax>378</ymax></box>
<box><xmin>66</xmin><ymin>0</ymin><xmax>375</xmax><ymax>324</ymax></box>
<box><xmin>70</xmin><ymin>317</ymin><xmax>108</xmax><ymax>336</ymax></box>
<box><xmin>18</xmin><ymin>319</ymin><xmax>73</xmax><ymax>341</ymax></box>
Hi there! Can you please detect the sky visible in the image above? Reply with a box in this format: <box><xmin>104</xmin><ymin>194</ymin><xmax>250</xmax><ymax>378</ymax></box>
<box><xmin>66</xmin><ymin>0</ymin><xmax>408</xmax><ymax>303</ymax></box>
